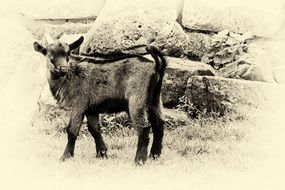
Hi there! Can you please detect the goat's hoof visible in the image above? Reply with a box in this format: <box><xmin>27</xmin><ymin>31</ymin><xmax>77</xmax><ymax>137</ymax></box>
<box><xmin>60</xmin><ymin>152</ymin><xmax>73</xmax><ymax>162</ymax></box>
<box><xmin>135</xmin><ymin>156</ymin><xmax>147</xmax><ymax>165</ymax></box>
<box><xmin>135</xmin><ymin>159</ymin><xmax>145</xmax><ymax>166</ymax></box>
<box><xmin>96</xmin><ymin>150</ymin><xmax>108</xmax><ymax>159</ymax></box>
<box><xmin>149</xmin><ymin>153</ymin><xmax>160</xmax><ymax>159</ymax></box>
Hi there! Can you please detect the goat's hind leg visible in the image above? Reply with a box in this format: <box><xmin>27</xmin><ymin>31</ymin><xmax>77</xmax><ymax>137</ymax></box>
<box><xmin>86</xmin><ymin>113</ymin><xmax>108</xmax><ymax>158</ymax></box>
<box><xmin>135</xmin><ymin>126</ymin><xmax>151</xmax><ymax>164</ymax></box>
<box><xmin>148</xmin><ymin>105</ymin><xmax>165</xmax><ymax>159</ymax></box>
<box><xmin>60</xmin><ymin>112</ymin><xmax>84</xmax><ymax>161</ymax></box>
<box><xmin>129</xmin><ymin>103</ymin><xmax>150</xmax><ymax>164</ymax></box>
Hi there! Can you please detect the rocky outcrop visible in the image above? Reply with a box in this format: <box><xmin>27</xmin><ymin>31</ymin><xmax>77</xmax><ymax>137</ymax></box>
<box><xmin>0</xmin><ymin>19</ymin><xmax>47</xmax><ymax>142</ymax></box>
<box><xmin>182</xmin><ymin>0</ymin><xmax>282</xmax><ymax>37</ymax></box>
<box><xmin>185</xmin><ymin>76</ymin><xmax>285</xmax><ymax>117</ymax></box>
<box><xmin>80</xmin><ymin>0</ymin><xmax>191</xmax><ymax>57</ymax></box>
<box><xmin>162</xmin><ymin>57</ymin><xmax>215</xmax><ymax>107</ymax></box>
<box><xmin>217</xmin><ymin>40</ymin><xmax>275</xmax><ymax>82</ymax></box>
<box><xmin>185</xmin><ymin>32</ymin><xmax>211</xmax><ymax>59</ymax></box>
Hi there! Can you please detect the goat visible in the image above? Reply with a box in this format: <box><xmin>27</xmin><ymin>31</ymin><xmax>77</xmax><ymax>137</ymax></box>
<box><xmin>33</xmin><ymin>36</ymin><xmax>167</xmax><ymax>164</ymax></box>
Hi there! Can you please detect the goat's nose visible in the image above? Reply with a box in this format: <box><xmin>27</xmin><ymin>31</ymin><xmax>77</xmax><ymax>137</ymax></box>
<box><xmin>59</xmin><ymin>66</ymin><xmax>68</xmax><ymax>71</ymax></box>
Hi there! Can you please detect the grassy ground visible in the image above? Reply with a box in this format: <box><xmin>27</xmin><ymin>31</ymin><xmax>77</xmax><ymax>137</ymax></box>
<box><xmin>12</xmin><ymin>106</ymin><xmax>267</xmax><ymax>189</ymax></box>
<box><xmin>31</xmin><ymin>109</ymin><xmax>249</xmax><ymax>165</ymax></box>
<box><xmin>1</xmin><ymin>105</ymin><xmax>283</xmax><ymax>190</ymax></box>
<box><xmin>9</xmin><ymin>96</ymin><xmax>282</xmax><ymax>190</ymax></box>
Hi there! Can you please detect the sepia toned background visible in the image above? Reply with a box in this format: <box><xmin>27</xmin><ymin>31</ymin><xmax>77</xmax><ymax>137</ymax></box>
<box><xmin>1</xmin><ymin>0</ymin><xmax>285</xmax><ymax>189</ymax></box>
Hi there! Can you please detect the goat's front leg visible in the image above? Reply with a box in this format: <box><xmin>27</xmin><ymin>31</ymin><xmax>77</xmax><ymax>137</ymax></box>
<box><xmin>86</xmin><ymin>113</ymin><xmax>108</xmax><ymax>158</ymax></box>
<box><xmin>60</xmin><ymin>112</ymin><xmax>84</xmax><ymax>161</ymax></box>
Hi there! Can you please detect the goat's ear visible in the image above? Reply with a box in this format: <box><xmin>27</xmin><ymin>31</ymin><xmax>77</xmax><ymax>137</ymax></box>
<box><xmin>33</xmin><ymin>42</ymin><xmax>47</xmax><ymax>55</ymax></box>
<box><xmin>69</xmin><ymin>36</ymin><xmax>84</xmax><ymax>50</ymax></box>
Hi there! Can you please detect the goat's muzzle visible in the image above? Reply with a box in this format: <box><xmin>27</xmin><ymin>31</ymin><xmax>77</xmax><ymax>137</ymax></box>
<box><xmin>53</xmin><ymin>66</ymin><xmax>70</xmax><ymax>78</ymax></box>
<box><xmin>58</xmin><ymin>66</ymin><xmax>68</xmax><ymax>72</ymax></box>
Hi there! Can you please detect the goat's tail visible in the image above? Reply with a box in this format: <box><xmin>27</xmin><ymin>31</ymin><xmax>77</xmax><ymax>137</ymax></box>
<box><xmin>146</xmin><ymin>46</ymin><xmax>167</xmax><ymax>105</ymax></box>
<box><xmin>146</xmin><ymin>46</ymin><xmax>167</xmax><ymax>74</ymax></box>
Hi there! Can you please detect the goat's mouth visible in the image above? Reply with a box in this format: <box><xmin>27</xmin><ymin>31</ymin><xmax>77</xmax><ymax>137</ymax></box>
<box><xmin>53</xmin><ymin>66</ymin><xmax>70</xmax><ymax>77</ymax></box>
<box><xmin>58</xmin><ymin>66</ymin><xmax>68</xmax><ymax>72</ymax></box>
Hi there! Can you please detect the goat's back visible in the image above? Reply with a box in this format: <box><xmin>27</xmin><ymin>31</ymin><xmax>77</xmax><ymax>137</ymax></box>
<box><xmin>80</xmin><ymin>57</ymin><xmax>156</xmax><ymax>108</ymax></box>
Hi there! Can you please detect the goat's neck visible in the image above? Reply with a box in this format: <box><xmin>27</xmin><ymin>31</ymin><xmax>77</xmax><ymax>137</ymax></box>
<box><xmin>48</xmin><ymin>71</ymin><xmax>65</xmax><ymax>98</ymax></box>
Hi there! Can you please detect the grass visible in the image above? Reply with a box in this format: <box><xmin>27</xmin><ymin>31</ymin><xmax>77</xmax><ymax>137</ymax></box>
<box><xmin>30</xmin><ymin>104</ymin><xmax>252</xmax><ymax>168</ymax></box>
<box><xmin>18</xmin><ymin>100</ymin><xmax>285</xmax><ymax>190</ymax></box>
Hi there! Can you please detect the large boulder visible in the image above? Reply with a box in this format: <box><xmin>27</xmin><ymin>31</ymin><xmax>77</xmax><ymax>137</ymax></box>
<box><xmin>161</xmin><ymin>57</ymin><xmax>215</xmax><ymax>107</ymax></box>
<box><xmin>0</xmin><ymin>18</ymin><xmax>47</xmax><ymax>156</ymax></box>
<box><xmin>80</xmin><ymin>0</ymin><xmax>190</xmax><ymax>57</ymax></box>
<box><xmin>182</xmin><ymin>0</ymin><xmax>282</xmax><ymax>37</ymax></box>
<box><xmin>185</xmin><ymin>76</ymin><xmax>285</xmax><ymax>117</ymax></box>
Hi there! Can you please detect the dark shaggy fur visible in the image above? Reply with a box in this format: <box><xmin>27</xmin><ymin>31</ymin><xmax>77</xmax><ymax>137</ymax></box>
<box><xmin>33</xmin><ymin>37</ymin><xmax>167</xmax><ymax>164</ymax></box>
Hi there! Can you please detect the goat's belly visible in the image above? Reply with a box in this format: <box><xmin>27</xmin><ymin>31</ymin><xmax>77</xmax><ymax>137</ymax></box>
<box><xmin>87</xmin><ymin>98</ymin><xmax>128</xmax><ymax>114</ymax></box>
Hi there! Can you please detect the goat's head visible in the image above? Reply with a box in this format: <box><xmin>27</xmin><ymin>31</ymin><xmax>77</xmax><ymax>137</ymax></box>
<box><xmin>33</xmin><ymin>36</ymin><xmax>84</xmax><ymax>76</ymax></box>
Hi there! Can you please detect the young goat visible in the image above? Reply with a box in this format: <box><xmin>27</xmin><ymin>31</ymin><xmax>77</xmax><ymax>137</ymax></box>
<box><xmin>33</xmin><ymin>36</ymin><xmax>167</xmax><ymax>164</ymax></box>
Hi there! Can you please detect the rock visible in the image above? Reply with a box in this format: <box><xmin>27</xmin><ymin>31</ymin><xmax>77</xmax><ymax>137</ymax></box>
<box><xmin>218</xmin><ymin>40</ymin><xmax>275</xmax><ymax>83</ymax></box>
<box><xmin>0</xmin><ymin>19</ymin><xmax>46</xmax><ymax>92</ymax></box>
<box><xmin>185</xmin><ymin>76</ymin><xmax>285</xmax><ymax>117</ymax></box>
<box><xmin>162</xmin><ymin>57</ymin><xmax>215</xmax><ymax>107</ymax></box>
<box><xmin>0</xmin><ymin>18</ymin><xmax>47</xmax><ymax>146</ymax></box>
<box><xmin>182</xmin><ymin>0</ymin><xmax>282</xmax><ymax>37</ymax></box>
<box><xmin>185</xmin><ymin>32</ymin><xmax>211</xmax><ymax>59</ymax></box>
<box><xmin>80</xmin><ymin>0</ymin><xmax>190</xmax><ymax>57</ymax></box>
